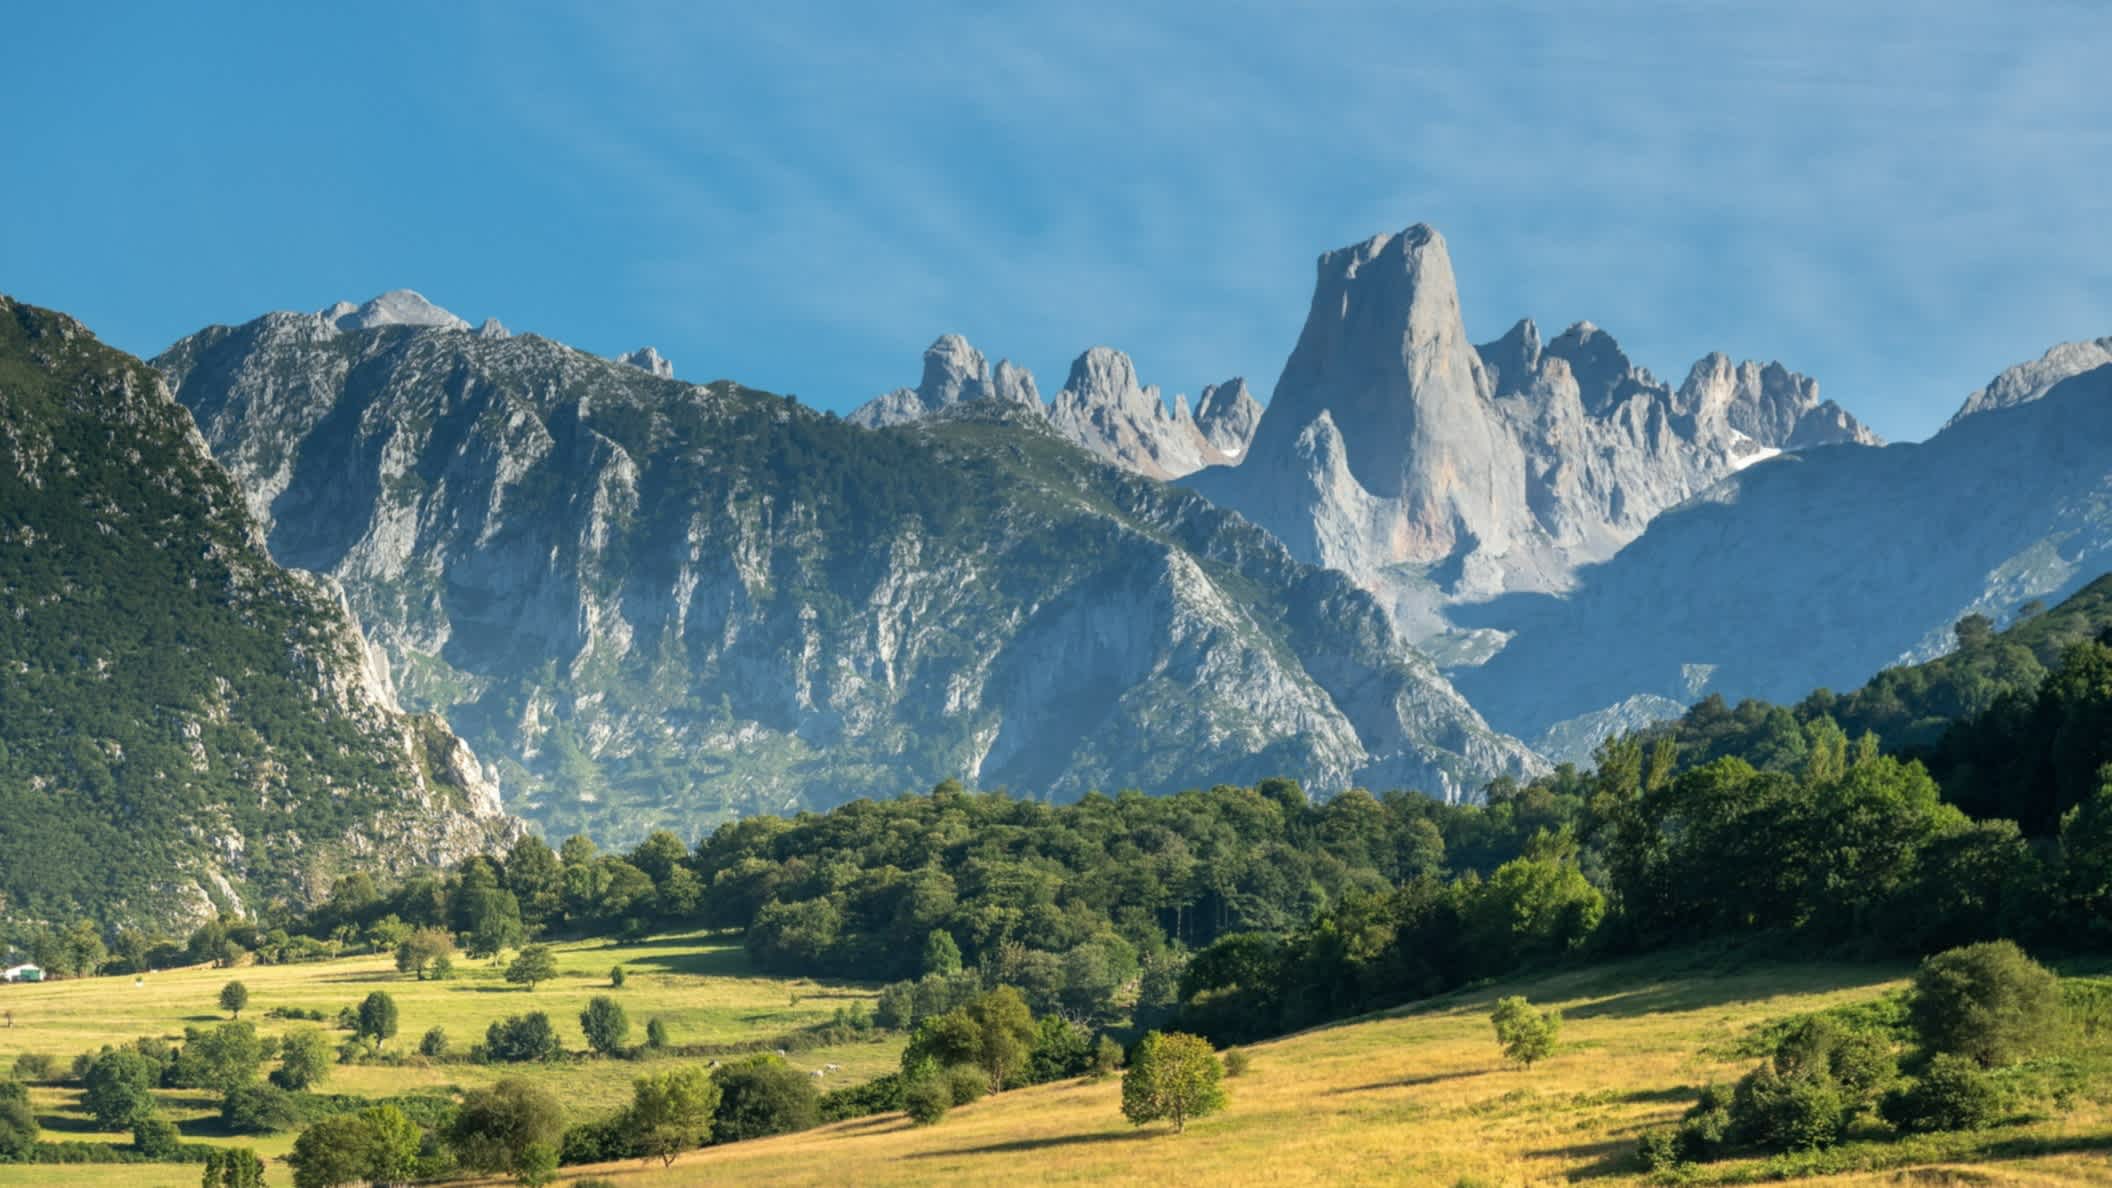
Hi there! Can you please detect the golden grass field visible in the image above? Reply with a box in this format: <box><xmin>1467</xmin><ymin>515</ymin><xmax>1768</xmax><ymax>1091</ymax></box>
<box><xmin>559</xmin><ymin>954</ymin><xmax>2112</xmax><ymax>1188</ymax></box>
<box><xmin>0</xmin><ymin>931</ymin><xmax>900</xmax><ymax>1181</ymax></box>
<box><xmin>5</xmin><ymin>947</ymin><xmax>2110</xmax><ymax>1186</ymax></box>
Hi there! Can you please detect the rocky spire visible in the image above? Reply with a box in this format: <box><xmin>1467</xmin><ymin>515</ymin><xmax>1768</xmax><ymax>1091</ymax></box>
<box><xmin>616</xmin><ymin>346</ymin><xmax>674</xmax><ymax>379</ymax></box>
<box><xmin>849</xmin><ymin>334</ymin><xmax>1007</xmax><ymax>428</ymax></box>
<box><xmin>1193</xmin><ymin>378</ymin><xmax>1262</xmax><ymax>457</ymax></box>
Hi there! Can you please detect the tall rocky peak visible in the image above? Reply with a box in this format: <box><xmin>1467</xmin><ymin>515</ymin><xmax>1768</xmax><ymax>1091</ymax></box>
<box><xmin>1194</xmin><ymin>378</ymin><xmax>1263</xmax><ymax>456</ymax></box>
<box><xmin>617</xmin><ymin>346</ymin><xmax>675</xmax><ymax>379</ymax></box>
<box><xmin>1947</xmin><ymin>335</ymin><xmax>2112</xmax><ymax>427</ymax></box>
<box><xmin>1188</xmin><ymin>221</ymin><xmax>1883</xmax><ymax>639</ymax></box>
<box><xmin>320</xmin><ymin>289</ymin><xmax>469</xmax><ymax>332</ymax></box>
<box><xmin>848</xmin><ymin>334</ymin><xmax>1044</xmax><ymax>428</ymax></box>
<box><xmin>1048</xmin><ymin>347</ymin><xmax>1259</xmax><ymax>480</ymax></box>
<box><xmin>1249</xmin><ymin>224</ymin><xmax>1500</xmax><ymax>505</ymax></box>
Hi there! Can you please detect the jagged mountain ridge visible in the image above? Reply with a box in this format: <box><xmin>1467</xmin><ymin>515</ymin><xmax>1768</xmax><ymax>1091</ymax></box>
<box><xmin>1185</xmin><ymin>224</ymin><xmax>1878</xmax><ymax>640</ymax></box>
<box><xmin>0</xmin><ymin>294</ymin><xmax>519</xmax><ymax>932</ymax></box>
<box><xmin>850</xmin><ymin>335</ymin><xmax>1262</xmax><ymax>480</ymax></box>
<box><xmin>157</xmin><ymin>301</ymin><xmax>1543</xmax><ymax>844</ymax></box>
<box><xmin>1456</xmin><ymin>357</ymin><xmax>2112</xmax><ymax>752</ymax></box>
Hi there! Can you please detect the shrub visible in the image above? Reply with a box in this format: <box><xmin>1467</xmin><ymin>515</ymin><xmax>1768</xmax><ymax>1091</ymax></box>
<box><xmin>418</xmin><ymin>1026</ymin><xmax>450</xmax><ymax>1059</ymax></box>
<box><xmin>130</xmin><ymin>1117</ymin><xmax>181</xmax><ymax>1159</ymax></box>
<box><xmin>903</xmin><ymin>1066</ymin><xmax>951</xmax><ymax>1125</ymax></box>
<box><xmin>0</xmin><ymin>1081</ymin><xmax>38</xmax><ymax>1161</ymax></box>
<box><xmin>944</xmin><ymin>1063</ymin><xmax>987</xmax><ymax>1106</ymax></box>
<box><xmin>447</xmin><ymin>1079</ymin><xmax>565</xmax><ymax>1174</ymax></box>
<box><xmin>200</xmin><ymin>1147</ymin><xmax>266</xmax><ymax>1187</ymax></box>
<box><xmin>1731</xmin><ymin>1065</ymin><xmax>1847</xmax><ymax>1151</ymax></box>
<box><xmin>1881</xmin><ymin>1053</ymin><xmax>2003</xmax><ymax>1133</ymax></box>
<box><xmin>271</xmin><ymin>1027</ymin><xmax>332</xmax><ymax>1091</ymax></box>
<box><xmin>580</xmin><ymin>996</ymin><xmax>630</xmax><ymax>1057</ymax></box>
<box><xmin>83</xmin><ymin>1049</ymin><xmax>158</xmax><ymax>1129</ymax></box>
<box><xmin>1120</xmin><ymin>1031</ymin><xmax>1227</xmax><ymax>1134</ymax></box>
<box><xmin>504</xmin><ymin>945</ymin><xmax>558</xmax><ymax>992</ymax></box>
<box><xmin>1635</xmin><ymin>1127</ymin><xmax>1683</xmax><ymax>1172</ymax></box>
<box><xmin>1223</xmin><ymin>1049</ymin><xmax>1251</xmax><ymax>1078</ymax></box>
<box><xmin>645</xmin><ymin>1017</ymin><xmax>670</xmax><ymax>1050</ymax></box>
<box><xmin>220</xmin><ymin>1085</ymin><xmax>305</xmax><ymax>1134</ymax></box>
<box><xmin>9</xmin><ymin>1054</ymin><xmax>52</xmax><ymax>1082</ymax></box>
<box><xmin>481</xmin><ymin>1013</ymin><xmax>562</xmax><ymax>1063</ymax></box>
<box><xmin>1092</xmin><ymin>1034</ymin><xmax>1125</xmax><ymax>1079</ymax></box>
<box><xmin>1909</xmin><ymin>941</ymin><xmax>2064</xmax><ymax>1067</ymax></box>
<box><xmin>610</xmin><ymin>965</ymin><xmax>626</xmax><ymax>988</ymax></box>
<box><xmin>711</xmin><ymin>1055</ymin><xmax>821</xmax><ymax>1143</ymax></box>
<box><xmin>1489</xmin><ymin>997</ymin><xmax>1560</xmax><ymax>1068</ymax></box>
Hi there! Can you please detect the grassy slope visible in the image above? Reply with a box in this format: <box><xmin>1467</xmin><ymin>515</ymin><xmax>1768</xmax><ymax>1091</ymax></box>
<box><xmin>571</xmin><ymin>954</ymin><xmax>2109</xmax><ymax>1188</ymax></box>
<box><xmin>0</xmin><ymin>932</ymin><xmax>899</xmax><ymax>1180</ymax></box>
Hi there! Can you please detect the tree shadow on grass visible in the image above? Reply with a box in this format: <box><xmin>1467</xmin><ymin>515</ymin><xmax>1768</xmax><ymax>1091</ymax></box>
<box><xmin>620</xmin><ymin>948</ymin><xmax>753</xmax><ymax>978</ymax></box>
<box><xmin>904</xmin><ymin>1130</ymin><xmax>1158</xmax><ymax>1159</ymax></box>
<box><xmin>1325</xmin><ymin>1068</ymin><xmax>1488</xmax><ymax>1095</ymax></box>
<box><xmin>1533</xmin><ymin>1135</ymin><xmax>1645</xmax><ymax>1182</ymax></box>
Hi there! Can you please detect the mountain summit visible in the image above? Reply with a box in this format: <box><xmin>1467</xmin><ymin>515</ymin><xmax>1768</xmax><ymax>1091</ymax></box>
<box><xmin>1188</xmin><ymin>223</ymin><xmax>1878</xmax><ymax>637</ymax></box>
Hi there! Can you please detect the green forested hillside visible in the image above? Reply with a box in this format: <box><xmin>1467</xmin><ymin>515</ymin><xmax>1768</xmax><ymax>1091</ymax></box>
<box><xmin>0</xmin><ymin>296</ymin><xmax>515</xmax><ymax>942</ymax></box>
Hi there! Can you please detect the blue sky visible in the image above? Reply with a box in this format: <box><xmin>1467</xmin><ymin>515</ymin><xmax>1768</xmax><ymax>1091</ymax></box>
<box><xmin>6</xmin><ymin>2</ymin><xmax>2108</xmax><ymax>442</ymax></box>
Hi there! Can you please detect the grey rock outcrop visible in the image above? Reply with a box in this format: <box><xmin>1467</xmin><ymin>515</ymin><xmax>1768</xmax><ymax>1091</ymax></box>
<box><xmin>158</xmin><ymin>310</ymin><xmax>1542</xmax><ymax>844</ymax></box>
<box><xmin>1187</xmin><ymin>224</ymin><xmax>1880</xmax><ymax>637</ymax></box>
<box><xmin>1457</xmin><ymin>359</ymin><xmax>2112</xmax><ymax>743</ymax></box>
<box><xmin>849</xmin><ymin>334</ymin><xmax>1042</xmax><ymax>428</ymax></box>
<box><xmin>618</xmin><ymin>346</ymin><xmax>674</xmax><ymax>379</ymax></box>
<box><xmin>320</xmin><ymin>289</ymin><xmax>470</xmax><ymax>332</ymax></box>
<box><xmin>1947</xmin><ymin>336</ymin><xmax>2112</xmax><ymax>426</ymax></box>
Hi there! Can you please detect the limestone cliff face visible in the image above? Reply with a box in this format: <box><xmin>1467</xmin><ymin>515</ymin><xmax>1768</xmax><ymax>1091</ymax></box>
<box><xmin>160</xmin><ymin>303</ymin><xmax>1542</xmax><ymax>843</ymax></box>
<box><xmin>0</xmin><ymin>295</ymin><xmax>519</xmax><ymax>933</ymax></box>
<box><xmin>1457</xmin><ymin>359</ymin><xmax>2112</xmax><ymax>745</ymax></box>
<box><xmin>1188</xmin><ymin>224</ymin><xmax>1879</xmax><ymax>635</ymax></box>
<box><xmin>851</xmin><ymin>336</ymin><xmax>1260</xmax><ymax>479</ymax></box>
<box><xmin>1946</xmin><ymin>336</ymin><xmax>2112</xmax><ymax>426</ymax></box>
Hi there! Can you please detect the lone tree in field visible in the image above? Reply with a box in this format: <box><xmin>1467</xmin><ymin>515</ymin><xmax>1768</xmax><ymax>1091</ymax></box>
<box><xmin>628</xmin><ymin>1064</ymin><xmax>722</xmax><ymax>1166</ymax></box>
<box><xmin>1490</xmin><ymin>996</ymin><xmax>1560</xmax><ymax>1068</ymax></box>
<box><xmin>356</xmin><ymin>990</ymin><xmax>399</xmax><ymax>1050</ymax></box>
<box><xmin>1909</xmin><ymin>940</ymin><xmax>2064</xmax><ymax>1067</ymax></box>
<box><xmin>580</xmin><ymin>995</ymin><xmax>631</xmax><ymax>1057</ymax></box>
<box><xmin>1121</xmin><ymin>1031</ymin><xmax>1227</xmax><ymax>1134</ymax></box>
<box><xmin>218</xmin><ymin>980</ymin><xmax>249</xmax><ymax>1019</ymax></box>
<box><xmin>506</xmin><ymin>944</ymin><xmax>559</xmax><ymax>992</ymax></box>
<box><xmin>394</xmin><ymin>927</ymin><xmax>456</xmax><ymax>981</ymax></box>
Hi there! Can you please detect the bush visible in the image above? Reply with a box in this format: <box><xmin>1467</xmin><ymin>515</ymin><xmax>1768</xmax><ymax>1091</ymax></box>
<box><xmin>82</xmin><ymin>1049</ymin><xmax>158</xmax><ymax>1130</ymax></box>
<box><xmin>903</xmin><ymin>1067</ymin><xmax>951</xmax><ymax>1125</ymax></box>
<box><xmin>447</xmin><ymin>1079</ymin><xmax>565</xmax><ymax>1174</ymax></box>
<box><xmin>711</xmin><ymin>1055</ymin><xmax>821</xmax><ymax>1143</ymax></box>
<box><xmin>1092</xmin><ymin>1034</ymin><xmax>1125</xmax><ymax>1079</ymax></box>
<box><xmin>645</xmin><ymin>1017</ymin><xmax>670</xmax><ymax>1050</ymax></box>
<box><xmin>219</xmin><ymin>1085</ymin><xmax>304</xmax><ymax>1135</ymax></box>
<box><xmin>1120</xmin><ymin>1031</ymin><xmax>1227</xmax><ymax>1134</ymax></box>
<box><xmin>610</xmin><ymin>965</ymin><xmax>626</xmax><ymax>988</ymax></box>
<box><xmin>9</xmin><ymin>1054</ymin><xmax>52</xmax><ymax>1082</ymax></box>
<box><xmin>1731</xmin><ymin>1065</ymin><xmax>1847</xmax><ymax>1151</ymax></box>
<box><xmin>944</xmin><ymin>1063</ymin><xmax>987</xmax><ymax>1106</ymax></box>
<box><xmin>1223</xmin><ymin>1049</ymin><xmax>1251</xmax><ymax>1078</ymax></box>
<box><xmin>418</xmin><ymin>1026</ymin><xmax>449</xmax><ymax>1059</ymax></box>
<box><xmin>1489</xmin><ymin>997</ymin><xmax>1560</xmax><ymax>1068</ymax></box>
<box><xmin>130</xmin><ymin>1117</ymin><xmax>180</xmax><ymax>1159</ymax></box>
<box><xmin>580</xmin><ymin>996</ymin><xmax>630</xmax><ymax>1057</ymax></box>
<box><xmin>1635</xmin><ymin>1127</ymin><xmax>1683</xmax><ymax>1172</ymax></box>
<box><xmin>1881</xmin><ymin>1053</ymin><xmax>2003</xmax><ymax>1133</ymax></box>
<box><xmin>481</xmin><ymin>1013</ymin><xmax>562</xmax><ymax>1063</ymax></box>
<box><xmin>271</xmin><ymin>1027</ymin><xmax>331</xmax><ymax>1091</ymax></box>
<box><xmin>1909</xmin><ymin>941</ymin><xmax>2064</xmax><ymax>1067</ymax></box>
<box><xmin>0</xmin><ymin>1081</ymin><xmax>39</xmax><ymax>1161</ymax></box>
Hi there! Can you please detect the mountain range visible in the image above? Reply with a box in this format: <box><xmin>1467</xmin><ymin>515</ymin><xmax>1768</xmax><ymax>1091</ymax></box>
<box><xmin>4</xmin><ymin>217</ymin><xmax>2107</xmax><ymax>928</ymax></box>
<box><xmin>155</xmin><ymin>295</ymin><xmax>1537</xmax><ymax>843</ymax></box>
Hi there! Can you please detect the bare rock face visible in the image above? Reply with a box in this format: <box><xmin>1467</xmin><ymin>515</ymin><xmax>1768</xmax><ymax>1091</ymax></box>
<box><xmin>849</xmin><ymin>334</ymin><xmax>1042</xmax><ymax>428</ymax></box>
<box><xmin>1947</xmin><ymin>336</ymin><xmax>2112</xmax><ymax>426</ymax></box>
<box><xmin>159</xmin><ymin>310</ymin><xmax>1543</xmax><ymax>844</ymax></box>
<box><xmin>852</xmin><ymin>337</ymin><xmax>1260</xmax><ymax>479</ymax></box>
<box><xmin>1458</xmin><ymin>359</ymin><xmax>2112</xmax><ymax>745</ymax></box>
<box><xmin>321</xmin><ymin>289</ymin><xmax>470</xmax><ymax>333</ymax></box>
<box><xmin>1194</xmin><ymin>379</ymin><xmax>1263</xmax><ymax>457</ymax></box>
<box><xmin>1188</xmin><ymin>223</ymin><xmax>1880</xmax><ymax>636</ymax></box>
<box><xmin>618</xmin><ymin>346</ymin><xmax>674</xmax><ymax>379</ymax></box>
<box><xmin>1046</xmin><ymin>347</ymin><xmax>1237</xmax><ymax>480</ymax></box>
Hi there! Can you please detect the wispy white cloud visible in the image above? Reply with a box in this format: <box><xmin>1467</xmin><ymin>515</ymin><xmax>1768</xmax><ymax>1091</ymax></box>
<box><xmin>470</xmin><ymin>0</ymin><xmax>2112</xmax><ymax>438</ymax></box>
